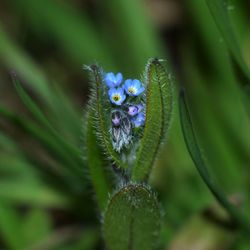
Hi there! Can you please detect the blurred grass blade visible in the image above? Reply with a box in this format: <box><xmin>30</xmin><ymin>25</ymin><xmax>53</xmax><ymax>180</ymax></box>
<box><xmin>85</xmin><ymin>112</ymin><xmax>111</xmax><ymax>210</ymax></box>
<box><xmin>0</xmin><ymin>204</ymin><xmax>25</xmax><ymax>249</ymax></box>
<box><xmin>22</xmin><ymin>208</ymin><xmax>52</xmax><ymax>247</ymax></box>
<box><xmin>86</xmin><ymin>65</ymin><xmax>125</xmax><ymax>169</ymax></box>
<box><xmin>10</xmin><ymin>0</ymin><xmax>115</xmax><ymax>69</ymax></box>
<box><xmin>103</xmin><ymin>184</ymin><xmax>161</xmax><ymax>250</ymax></box>
<box><xmin>0</xmin><ymin>180</ymin><xmax>69</xmax><ymax>208</ymax></box>
<box><xmin>0</xmin><ymin>105</ymin><xmax>83</xmax><ymax>180</ymax></box>
<box><xmin>73</xmin><ymin>228</ymin><xmax>99</xmax><ymax>250</ymax></box>
<box><xmin>0</xmin><ymin>23</ymin><xmax>80</xmax><ymax>140</ymax></box>
<box><xmin>0</xmin><ymin>156</ymin><xmax>38</xmax><ymax>178</ymax></box>
<box><xmin>12</xmin><ymin>74</ymin><xmax>82</xmax><ymax>161</ymax></box>
<box><xmin>179</xmin><ymin>89</ymin><xmax>250</xmax><ymax>232</ymax></box>
<box><xmin>205</xmin><ymin>0</ymin><xmax>250</xmax><ymax>81</ymax></box>
<box><xmin>0</xmin><ymin>23</ymin><xmax>52</xmax><ymax>103</ymax></box>
<box><xmin>99</xmin><ymin>0</ymin><xmax>162</xmax><ymax>73</ymax></box>
<box><xmin>132</xmin><ymin>58</ymin><xmax>174</xmax><ymax>182</ymax></box>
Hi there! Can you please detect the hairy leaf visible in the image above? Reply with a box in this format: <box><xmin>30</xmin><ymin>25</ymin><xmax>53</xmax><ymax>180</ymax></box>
<box><xmin>103</xmin><ymin>184</ymin><xmax>161</xmax><ymax>250</ymax></box>
<box><xmin>86</xmin><ymin>65</ymin><xmax>126</xmax><ymax>169</ymax></box>
<box><xmin>85</xmin><ymin>111</ymin><xmax>111</xmax><ymax>210</ymax></box>
<box><xmin>132</xmin><ymin>58</ymin><xmax>174</xmax><ymax>182</ymax></box>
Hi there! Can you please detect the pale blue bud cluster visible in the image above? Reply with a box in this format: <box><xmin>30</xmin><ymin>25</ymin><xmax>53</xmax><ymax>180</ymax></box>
<box><xmin>104</xmin><ymin>72</ymin><xmax>146</xmax><ymax>152</ymax></box>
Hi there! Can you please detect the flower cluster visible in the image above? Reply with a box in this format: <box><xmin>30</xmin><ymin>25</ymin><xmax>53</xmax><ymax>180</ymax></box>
<box><xmin>104</xmin><ymin>72</ymin><xmax>146</xmax><ymax>152</ymax></box>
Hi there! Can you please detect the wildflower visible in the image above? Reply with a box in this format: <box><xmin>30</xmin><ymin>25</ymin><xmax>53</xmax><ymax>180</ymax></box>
<box><xmin>131</xmin><ymin>112</ymin><xmax>145</xmax><ymax>127</ymax></box>
<box><xmin>127</xmin><ymin>104</ymin><xmax>144</xmax><ymax>116</ymax></box>
<box><xmin>123</xmin><ymin>79</ymin><xmax>145</xmax><ymax>96</ymax></box>
<box><xmin>105</xmin><ymin>72</ymin><xmax>123</xmax><ymax>88</ymax></box>
<box><xmin>108</xmin><ymin>88</ymin><xmax>126</xmax><ymax>105</ymax></box>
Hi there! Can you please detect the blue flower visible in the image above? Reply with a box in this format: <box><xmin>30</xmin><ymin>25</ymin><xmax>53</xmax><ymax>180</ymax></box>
<box><xmin>105</xmin><ymin>72</ymin><xmax>123</xmax><ymax>88</ymax></box>
<box><xmin>127</xmin><ymin>104</ymin><xmax>144</xmax><ymax>116</ymax></box>
<box><xmin>123</xmin><ymin>79</ymin><xmax>145</xmax><ymax>96</ymax></box>
<box><xmin>131</xmin><ymin>112</ymin><xmax>145</xmax><ymax>127</ymax></box>
<box><xmin>108</xmin><ymin>88</ymin><xmax>126</xmax><ymax>105</ymax></box>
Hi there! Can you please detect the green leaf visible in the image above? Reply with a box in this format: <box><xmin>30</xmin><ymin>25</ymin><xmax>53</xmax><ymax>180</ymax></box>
<box><xmin>86</xmin><ymin>65</ymin><xmax>125</xmax><ymax>169</ymax></box>
<box><xmin>179</xmin><ymin>89</ymin><xmax>250</xmax><ymax>232</ymax></box>
<box><xmin>205</xmin><ymin>0</ymin><xmax>250</xmax><ymax>81</ymax></box>
<box><xmin>103</xmin><ymin>184</ymin><xmax>161</xmax><ymax>250</ymax></box>
<box><xmin>132</xmin><ymin>58</ymin><xmax>174</xmax><ymax>182</ymax></box>
<box><xmin>85</xmin><ymin>111</ymin><xmax>111</xmax><ymax>210</ymax></box>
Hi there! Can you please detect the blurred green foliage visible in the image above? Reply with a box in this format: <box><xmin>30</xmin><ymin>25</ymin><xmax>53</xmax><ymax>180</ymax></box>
<box><xmin>0</xmin><ymin>0</ymin><xmax>249</xmax><ymax>249</ymax></box>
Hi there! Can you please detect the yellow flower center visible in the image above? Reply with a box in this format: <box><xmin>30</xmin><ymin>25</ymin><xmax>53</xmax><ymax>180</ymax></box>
<box><xmin>128</xmin><ymin>87</ymin><xmax>136</xmax><ymax>94</ymax></box>
<box><xmin>112</xmin><ymin>95</ymin><xmax>120</xmax><ymax>102</ymax></box>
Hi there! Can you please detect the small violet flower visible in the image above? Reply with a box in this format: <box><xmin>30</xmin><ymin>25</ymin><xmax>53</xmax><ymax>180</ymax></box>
<box><xmin>123</xmin><ymin>79</ymin><xmax>145</xmax><ymax>96</ymax></box>
<box><xmin>127</xmin><ymin>104</ymin><xmax>144</xmax><ymax>116</ymax></box>
<box><xmin>108</xmin><ymin>87</ymin><xmax>126</xmax><ymax>105</ymax></box>
<box><xmin>105</xmin><ymin>72</ymin><xmax>123</xmax><ymax>88</ymax></box>
<box><xmin>131</xmin><ymin>112</ymin><xmax>145</xmax><ymax>127</ymax></box>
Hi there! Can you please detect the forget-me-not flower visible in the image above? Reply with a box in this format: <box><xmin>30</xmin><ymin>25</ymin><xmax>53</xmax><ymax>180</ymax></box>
<box><xmin>105</xmin><ymin>72</ymin><xmax>123</xmax><ymax>88</ymax></box>
<box><xmin>123</xmin><ymin>79</ymin><xmax>145</xmax><ymax>96</ymax></box>
<box><xmin>131</xmin><ymin>112</ymin><xmax>145</xmax><ymax>127</ymax></box>
<box><xmin>108</xmin><ymin>87</ymin><xmax>126</xmax><ymax>105</ymax></box>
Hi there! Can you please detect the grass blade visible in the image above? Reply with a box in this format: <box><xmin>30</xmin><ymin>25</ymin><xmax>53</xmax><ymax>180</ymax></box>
<box><xmin>12</xmin><ymin>75</ymin><xmax>82</xmax><ymax>161</ymax></box>
<box><xmin>0</xmin><ymin>204</ymin><xmax>25</xmax><ymax>249</ymax></box>
<box><xmin>0</xmin><ymin>105</ymin><xmax>83</xmax><ymax>181</ymax></box>
<box><xmin>9</xmin><ymin>0</ymin><xmax>115</xmax><ymax>68</ymax></box>
<box><xmin>0</xmin><ymin>180</ymin><xmax>69</xmax><ymax>208</ymax></box>
<box><xmin>179</xmin><ymin>89</ymin><xmax>250</xmax><ymax>232</ymax></box>
<box><xmin>205</xmin><ymin>0</ymin><xmax>250</xmax><ymax>81</ymax></box>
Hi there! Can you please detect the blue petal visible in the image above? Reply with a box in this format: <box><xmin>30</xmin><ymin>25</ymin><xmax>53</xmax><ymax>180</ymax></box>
<box><xmin>132</xmin><ymin>112</ymin><xmax>145</xmax><ymax>127</ymax></box>
<box><xmin>123</xmin><ymin>79</ymin><xmax>132</xmax><ymax>90</ymax></box>
<box><xmin>105</xmin><ymin>72</ymin><xmax>123</xmax><ymax>88</ymax></box>
<box><xmin>137</xmin><ymin>86</ymin><xmax>145</xmax><ymax>95</ymax></box>
<box><xmin>133</xmin><ymin>79</ymin><xmax>141</xmax><ymax>88</ymax></box>
<box><xmin>108</xmin><ymin>88</ymin><xmax>116</xmax><ymax>97</ymax></box>
<box><xmin>116</xmin><ymin>73</ymin><xmax>123</xmax><ymax>85</ymax></box>
<box><xmin>116</xmin><ymin>87</ymin><xmax>124</xmax><ymax>95</ymax></box>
